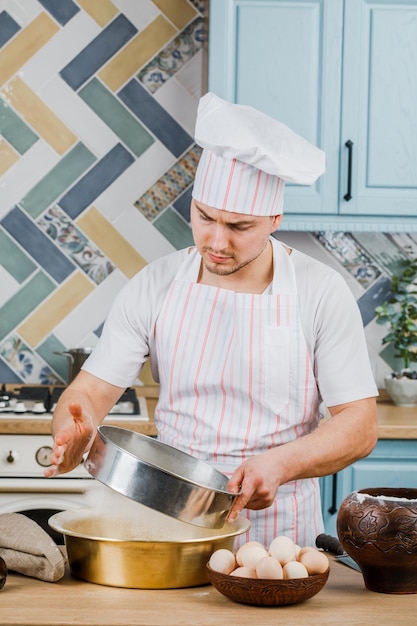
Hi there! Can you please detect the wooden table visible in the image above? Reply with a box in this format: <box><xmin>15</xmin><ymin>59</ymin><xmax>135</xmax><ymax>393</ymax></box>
<box><xmin>1</xmin><ymin>557</ymin><xmax>416</xmax><ymax>626</ymax></box>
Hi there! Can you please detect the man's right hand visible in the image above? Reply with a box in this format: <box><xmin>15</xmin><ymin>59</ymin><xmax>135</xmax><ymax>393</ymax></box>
<box><xmin>44</xmin><ymin>402</ymin><xmax>94</xmax><ymax>477</ymax></box>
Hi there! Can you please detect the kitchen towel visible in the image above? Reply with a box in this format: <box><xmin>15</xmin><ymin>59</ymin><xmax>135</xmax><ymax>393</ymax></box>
<box><xmin>0</xmin><ymin>513</ymin><xmax>65</xmax><ymax>582</ymax></box>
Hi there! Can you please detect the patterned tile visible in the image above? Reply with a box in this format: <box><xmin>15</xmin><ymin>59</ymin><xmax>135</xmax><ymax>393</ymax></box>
<box><xmin>20</xmin><ymin>142</ymin><xmax>97</xmax><ymax>218</ymax></box>
<box><xmin>37</xmin><ymin>205</ymin><xmax>115</xmax><ymax>285</ymax></box>
<box><xmin>0</xmin><ymin>228</ymin><xmax>36</xmax><ymax>283</ymax></box>
<box><xmin>0</xmin><ymin>96</ymin><xmax>38</xmax><ymax>154</ymax></box>
<box><xmin>37</xmin><ymin>334</ymin><xmax>69</xmax><ymax>382</ymax></box>
<box><xmin>79</xmin><ymin>78</ymin><xmax>154</xmax><ymax>157</ymax></box>
<box><xmin>60</xmin><ymin>14</ymin><xmax>138</xmax><ymax>90</ymax></box>
<box><xmin>18</xmin><ymin>272</ymin><xmax>94</xmax><ymax>347</ymax></box>
<box><xmin>1</xmin><ymin>206</ymin><xmax>76</xmax><ymax>283</ymax></box>
<box><xmin>0</xmin><ymin>333</ymin><xmax>60</xmax><ymax>383</ymax></box>
<box><xmin>134</xmin><ymin>144</ymin><xmax>200</xmax><ymax>219</ymax></box>
<box><xmin>118</xmin><ymin>79</ymin><xmax>194</xmax><ymax>157</ymax></box>
<box><xmin>0</xmin><ymin>12</ymin><xmax>59</xmax><ymax>86</ymax></box>
<box><xmin>0</xmin><ymin>271</ymin><xmax>55</xmax><ymax>342</ymax></box>
<box><xmin>139</xmin><ymin>17</ymin><xmax>205</xmax><ymax>93</ymax></box>
<box><xmin>0</xmin><ymin>10</ymin><xmax>21</xmax><ymax>47</ymax></box>
<box><xmin>99</xmin><ymin>14</ymin><xmax>177</xmax><ymax>92</ymax></box>
<box><xmin>58</xmin><ymin>143</ymin><xmax>135</xmax><ymax>219</ymax></box>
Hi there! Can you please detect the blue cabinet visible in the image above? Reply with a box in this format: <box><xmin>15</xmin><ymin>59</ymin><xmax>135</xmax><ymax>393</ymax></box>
<box><xmin>208</xmin><ymin>0</ymin><xmax>417</xmax><ymax>232</ymax></box>
<box><xmin>320</xmin><ymin>439</ymin><xmax>417</xmax><ymax>537</ymax></box>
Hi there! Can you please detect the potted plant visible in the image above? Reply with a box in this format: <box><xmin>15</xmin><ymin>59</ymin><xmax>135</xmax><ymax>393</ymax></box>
<box><xmin>375</xmin><ymin>254</ymin><xmax>417</xmax><ymax>406</ymax></box>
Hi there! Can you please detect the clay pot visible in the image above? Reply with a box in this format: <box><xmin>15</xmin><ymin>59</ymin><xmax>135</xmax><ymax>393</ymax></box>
<box><xmin>337</xmin><ymin>487</ymin><xmax>417</xmax><ymax>594</ymax></box>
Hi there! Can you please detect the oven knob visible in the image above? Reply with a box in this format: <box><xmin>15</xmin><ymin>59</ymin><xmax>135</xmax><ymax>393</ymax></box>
<box><xmin>6</xmin><ymin>450</ymin><xmax>17</xmax><ymax>463</ymax></box>
<box><xmin>35</xmin><ymin>446</ymin><xmax>53</xmax><ymax>467</ymax></box>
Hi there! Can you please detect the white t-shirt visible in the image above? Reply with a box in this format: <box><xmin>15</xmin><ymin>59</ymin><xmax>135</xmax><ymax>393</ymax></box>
<box><xmin>84</xmin><ymin>239</ymin><xmax>378</xmax><ymax>407</ymax></box>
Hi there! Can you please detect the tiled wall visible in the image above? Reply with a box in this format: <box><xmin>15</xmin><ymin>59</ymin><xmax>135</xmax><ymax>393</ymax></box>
<box><xmin>0</xmin><ymin>0</ymin><xmax>413</xmax><ymax>389</ymax></box>
<box><xmin>0</xmin><ymin>0</ymin><xmax>204</xmax><ymax>384</ymax></box>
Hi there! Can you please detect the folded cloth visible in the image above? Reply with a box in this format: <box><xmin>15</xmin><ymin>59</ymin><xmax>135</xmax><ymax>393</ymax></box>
<box><xmin>0</xmin><ymin>513</ymin><xmax>65</xmax><ymax>582</ymax></box>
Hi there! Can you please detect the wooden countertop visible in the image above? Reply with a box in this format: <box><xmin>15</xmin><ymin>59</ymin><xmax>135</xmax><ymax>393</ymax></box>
<box><xmin>1</xmin><ymin>557</ymin><xmax>416</xmax><ymax>625</ymax></box>
<box><xmin>1</xmin><ymin>386</ymin><xmax>416</xmax><ymax>439</ymax></box>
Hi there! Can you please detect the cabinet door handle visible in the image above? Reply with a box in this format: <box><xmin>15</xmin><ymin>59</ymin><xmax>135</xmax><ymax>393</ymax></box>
<box><xmin>328</xmin><ymin>473</ymin><xmax>338</xmax><ymax>515</ymax></box>
<box><xmin>343</xmin><ymin>139</ymin><xmax>353</xmax><ymax>201</ymax></box>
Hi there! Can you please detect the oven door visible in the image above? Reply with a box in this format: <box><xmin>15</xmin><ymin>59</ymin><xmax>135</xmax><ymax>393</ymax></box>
<box><xmin>0</xmin><ymin>477</ymin><xmax>95</xmax><ymax>543</ymax></box>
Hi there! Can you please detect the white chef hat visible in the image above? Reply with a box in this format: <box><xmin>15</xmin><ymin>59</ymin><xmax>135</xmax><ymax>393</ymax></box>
<box><xmin>192</xmin><ymin>93</ymin><xmax>325</xmax><ymax>216</ymax></box>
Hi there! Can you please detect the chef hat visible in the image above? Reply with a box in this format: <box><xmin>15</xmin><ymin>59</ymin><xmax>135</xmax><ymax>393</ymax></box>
<box><xmin>192</xmin><ymin>93</ymin><xmax>325</xmax><ymax>216</ymax></box>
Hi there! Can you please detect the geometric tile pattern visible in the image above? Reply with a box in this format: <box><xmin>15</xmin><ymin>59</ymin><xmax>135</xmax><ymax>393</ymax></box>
<box><xmin>0</xmin><ymin>0</ymin><xmax>206</xmax><ymax>384</ymax></box>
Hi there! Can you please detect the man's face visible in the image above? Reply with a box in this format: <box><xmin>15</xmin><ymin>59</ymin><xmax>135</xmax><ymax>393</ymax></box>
<box><xmin>190</xmin><ymin>199</ymin><xmax>282</xmax><ymax>277</ymax></box>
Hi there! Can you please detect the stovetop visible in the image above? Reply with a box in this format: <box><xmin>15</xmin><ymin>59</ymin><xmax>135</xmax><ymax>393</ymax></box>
<box><xmin>0</xmin><ymin>385</ymin><xmax>148</xmax><ymax>420</ymax></box>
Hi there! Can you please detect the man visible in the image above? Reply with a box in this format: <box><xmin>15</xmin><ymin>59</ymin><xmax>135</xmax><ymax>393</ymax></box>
<box><xmin>45</xmin><ymin>93</ymin><xmax>378</xmax><ymax>547</ymax></box>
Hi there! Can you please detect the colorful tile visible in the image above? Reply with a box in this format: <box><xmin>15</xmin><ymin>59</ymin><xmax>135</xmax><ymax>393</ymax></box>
<box><xmin>0</xmin><ymin>10</ymin><xmax>21</xmax><ymax>48</ymax></box>
<box><xmin>0</xmin><ymin>228</ymin><xmax>36</xmax><ymax>283</ymax></box>
<box><xmin>79</xmin><ymin>78</ymin><xmax>154</xmax><ymax>157</ymax></box>
<box><xmin>172</xmin><ymin>186</ymin><xmax>193</xmax><ymax>222</ymax></box>
<box><xmin>139</xmin><ymin>17</ymin><xmax>204</xmax><ymax>93</ymax></box>
<box><xmin>37</xmin><ymin>0</ymin><xmax>80</xmax><ymax>26</ymax></box>
<box><xmin>20</xmin><ymin>142</ymin><xmax>96</xmax><ymax>218</ymax></box>
<box><xmin>0</xmin><ymin>96</ymin><xmax>38</xmax><ymax>154</ymax></box>
<box><xmin>0</xmin><ymin>12</ymin><xmax>59</xmax><ymax>86</ymax></box>
<box><xmin>152</xmin><ymin>0</ymin><xmax>198</xmax><ymax>30</ymax></box>
<box><xmin>77</xmin><ymin>206</ymin><xmax>147</xmax><ymax>278</ymax></box>
<box><xmin>38</xmin><ymin>205</ymin><xmax>115</xmax><ymax>285</ymax></box>
<box><xmin>17</xmin><ymin>271</ymin><xmax>94</xmax><ymax>347</ymax></box>
<box><xmin>0</xmin><ymin>332</ymin><xmax>60</xmax><ymax>383</ymax></box>
<box><xmin>37</xmin><ymin>334</ymin><xmax>68</xmax><ymax>382</ymax></box>
<box><xmin>2</xmin><ymin>76</ymin><xmax>77</xmax><ymax>155</ymax></box>
<box><xmin>0</xmin><ymin>359</ymin><xmax>22</xmax><ymax>383</ymax></box>
<box><xmin>118</xmin><ymin>79</ymin><xmax>194</xmax><ymax>157</ymax></box>
<box><xmin>0</xmin><ymin>139</ymin><xmax>19</xmax><ymax>175</ymax></box>
<box><xmin>134</xmin><ymin>144</ymin><xmax>200</xmax><ymax>219</ymax></box>
<box><xmin>60</xmin><ymin>13</ymin><xmax>137</xmax><ymax>90</ymax></box>
<box><xmin>0</xmin><ymin>271</ymin><xmax>55</xmax><ymax>342</ymax></box>
<box><xmin>52</xmin><ymin>269</ymin><xmax>127</xmax><ymax>347</ymax></box>
<box><xmin>58</xmin><ymin>143</ymin><xmax>135</xmax><ymax>219</ymax></box>
<box><xmin>1</xmin><ymin>206</ymin><xmax>76</xmax><ymax>283</ymax></box>
<box><xmin>98</xmin><ymin>14</ymin><xmax>176</xmax><ymax>92</ymax></box>
<box><xmin>0</xmin><ymin>141</ymin><xmax>58</xmax><ymax>213</ymax></box>
<box><xmin>76</xmin><ymin>0</ymin><xmax>119</xmax><ymax>27</ymax></box>
<box><xmin>153</xmin><ymin>207</ymin><xmax>193</xmax><ymax>249</ymax></box>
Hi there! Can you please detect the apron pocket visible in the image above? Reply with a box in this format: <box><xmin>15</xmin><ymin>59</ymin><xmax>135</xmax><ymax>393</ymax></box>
<box><xmin>264</xmin><ymin>327</ymin><xmax>290</xmax><ymax>413</ymax></box>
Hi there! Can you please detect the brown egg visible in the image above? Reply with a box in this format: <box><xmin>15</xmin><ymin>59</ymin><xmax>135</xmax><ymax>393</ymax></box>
<box><xmin>209</xmin><ymin>548</ymin><xmax>236</xmax><ymax>574</ymax></box>
<box><xmin>282</xmin><ymin>561</ymin><xmax>309</xmax><ymax>579</ymax></box>
<box><xmin>255</xmin><ymin>555</ymin><xmax>283</xmax><ymax>580</ymax></box>
<box><xmin>298</xmin><ymin>549</ymin><xmax>329</xmax><ymax>574</ymax></box>
<box><xmin>230</xmin><ymin>566</ymin><xmax>257</xmax><ymax>578</ymax></box>
<box><xmin>269</xmin><ymin>535</ymin><xmax>297</xmax><ymax>565</ymax></box>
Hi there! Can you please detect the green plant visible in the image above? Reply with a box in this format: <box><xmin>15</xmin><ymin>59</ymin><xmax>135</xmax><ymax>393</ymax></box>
<box><xmin>375</xmin><ymin>256</ymin><xmax>417</xmax><ymax>376</ymax></box>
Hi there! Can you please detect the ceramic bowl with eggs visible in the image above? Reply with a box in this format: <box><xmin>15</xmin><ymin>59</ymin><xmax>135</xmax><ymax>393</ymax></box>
<box><xmin>207</xmin><ymin>535</ymin><xmax>330</xmax><ymax>606</ymax></box>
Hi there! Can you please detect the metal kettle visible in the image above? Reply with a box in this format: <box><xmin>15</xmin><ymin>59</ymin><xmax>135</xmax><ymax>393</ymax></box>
<box><xmin>54</xmin><ymin>348</ymin><xmax>93</xmax><ymax>383</ymax></box>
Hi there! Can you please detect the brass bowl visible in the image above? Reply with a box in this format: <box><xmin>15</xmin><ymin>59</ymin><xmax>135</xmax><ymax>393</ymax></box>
<box><xmin>206</xmin><ymin>564</ymin><xmax>329</xmax><ymax>606</ymax></box>
<box><xmin>49</xmin><ymin>506</ymin><xmax>250</xmax><ymax>589</ymax></box>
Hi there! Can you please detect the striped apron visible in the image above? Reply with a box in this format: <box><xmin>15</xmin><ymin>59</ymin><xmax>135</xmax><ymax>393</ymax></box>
<box><xmin>154</xmin><ymin>241</ymin><xmax>323</xmax><ymax>547</ymax></box>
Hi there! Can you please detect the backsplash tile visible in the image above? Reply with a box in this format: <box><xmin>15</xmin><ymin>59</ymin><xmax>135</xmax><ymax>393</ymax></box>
<box><xmin>79</xmin><ymin>78</ymin><xmax>155</xmax><ymax>157</ymax></box>
<box><xmin>60</xmin><ymin>13</ymin><xmax>138</xmax><ymax>90</ymax></box>
<box><xmin>0</xmin><ymin>0</ymin><xmax>409</xmax><ymax>389</ymax></box>
<box><xmin>57</xmin><ymin>143</ymin><xmax>135</xmax><ymax>219</ymax></box>
<box><xmin>20</xmin><ymin>142</ymin><xmax>96</xmax><ymax>218</ymax></box>
<box><xmin>2</xmin><ymin>207</ymin><xmax>76</xmax><ymax>283</ymax></box>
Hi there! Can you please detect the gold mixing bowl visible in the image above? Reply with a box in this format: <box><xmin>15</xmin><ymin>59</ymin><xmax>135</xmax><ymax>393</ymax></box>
<box><xmin>49</xmin><ymin>505</ymin><xmax>250</xmax><ymax>589</ymax></box>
